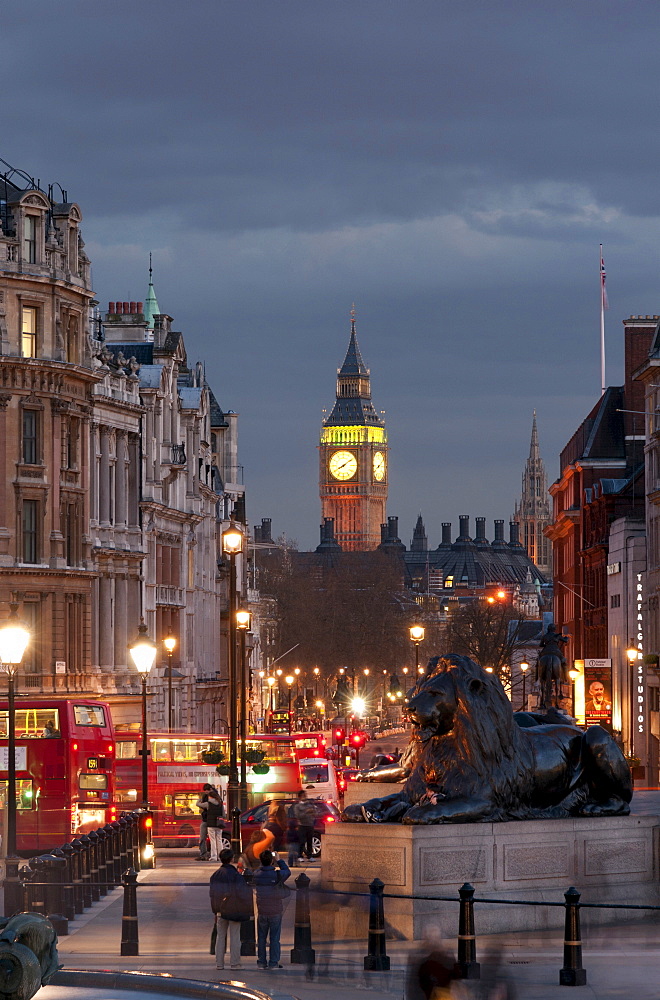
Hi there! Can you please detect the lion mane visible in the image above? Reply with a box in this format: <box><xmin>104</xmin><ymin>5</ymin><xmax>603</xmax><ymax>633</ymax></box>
<box><xmin>403</xmin><ymin>655</ymin><xmax>542</xmax><ymax>819</ymax></box>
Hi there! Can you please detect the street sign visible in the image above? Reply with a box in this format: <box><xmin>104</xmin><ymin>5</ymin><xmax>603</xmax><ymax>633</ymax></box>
<box><xmin>55</xmin><ymin>661</ymin><xmax>66</xmax><ymax>674</ymax></box>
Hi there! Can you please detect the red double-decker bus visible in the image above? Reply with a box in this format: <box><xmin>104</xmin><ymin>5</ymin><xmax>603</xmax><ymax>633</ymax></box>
<box><xmin>0</xmin><ymin>699</ymin><xmax>116</xmax><ymax>853</ymax></box>
<box><xmin>114</xmin><ymin>731</ymin><xmax>328</xmax><ymax>847</ymax></box>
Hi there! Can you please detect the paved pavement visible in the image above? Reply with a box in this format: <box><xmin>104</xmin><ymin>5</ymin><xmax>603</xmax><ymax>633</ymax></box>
<box><xmin>46</xmin><ymin>844</ymin><xmax>660</xmax><ymax>1000</ymax></box>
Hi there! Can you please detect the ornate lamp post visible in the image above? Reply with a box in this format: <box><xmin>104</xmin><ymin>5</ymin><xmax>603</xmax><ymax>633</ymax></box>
<box><xmin>236</xmin><ymin>609</ymin><xmax>252</xmax><ymax>811</ymax></box>
<box><xmin>0</xmin><ymin>603</ymin><xmax>30</xmax><ymax>915</ymax></box>
<box><xmin>519</xmin><ymin>660</ymin><xmax>529</xmax><ymax>711</ymax></box>
<box><xmin>129</xmin><ymin>619</ymin><xmax>158</xmax><ymax>807</ymax></box>
<box><xmin>222</xmin><ymin>523</ymin><xmax>243</xmax><ymax>817</ymax></box>
<box><xmin>313</xmin><ymin>666</ymin><xmax>320</xmax><ymax>700</ymax></box>
<box><xmin>267</xmin><ymin>676</ymin><xmax>276</xmax><ymax>718</ymax></box>
<box><xmin>285</xmin><ymin>675</ymin><xmax>294</xmax><ymax>734</ymax></box>
<box><xmin>409</xmin><ymin>625</ymin><xmax>425</xmax><ymax>673</ymax></box>
<box><xmin>163</xmin><ymin>632</ymin><xmax>176</xmax><ymax>732</ymax></box>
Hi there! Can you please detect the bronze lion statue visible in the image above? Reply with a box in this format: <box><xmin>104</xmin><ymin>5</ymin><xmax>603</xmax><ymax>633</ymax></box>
<box><xmin>342</xmin><ymin>655</ymin><xmax>632</xmax><ymax>824</ymax></box>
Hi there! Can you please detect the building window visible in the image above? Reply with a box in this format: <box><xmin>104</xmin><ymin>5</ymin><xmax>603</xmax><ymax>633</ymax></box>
<box><xmin>22</xmin><ymin>409</ymin><xmax>38</xmax><ymax>465</ymax></box>
<box><xmin>21</xmin><ymin>306</ymin><xmax>37</xmax><ymax>357</ymax></box>
<box><xmin>23</xmin><ymin>215</ymin><xmax>36</xmax><ymax>264</ymax></box>
<box><xmin>21</xmin><ymin>602</ymin><xmax>41</xmax><ymax>674</ymax></box>
<box><xmin>610</xmin><ymin>594</ymin><xmax>621</xmax><ymax>609</ymax></box>
<box><xmin>22</xmin><ymin>499</ymin><xmax>38</xmax><ymax>563</ymax></box>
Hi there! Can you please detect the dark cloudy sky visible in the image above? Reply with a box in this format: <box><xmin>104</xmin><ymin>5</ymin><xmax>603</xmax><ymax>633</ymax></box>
<box><xmin>5</xmin><ymin>2</ymin><xmax>660</xmax><ymax>549</ymax></box>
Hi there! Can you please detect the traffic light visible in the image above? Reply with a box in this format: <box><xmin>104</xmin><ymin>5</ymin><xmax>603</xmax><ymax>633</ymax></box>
<box><xmin>351</xmin><ymin>732</ymin><xmax>366</xmax><ymax>749</ymax></box>
<box><xmin>334</xmin><ymin>727</ymin><xmax>346</xmax><ymax>745</ymax></box>
<box><xmin>137</xmin><ymin>810</ymin><xmax>155</xmax><ymax>869</ymax></box>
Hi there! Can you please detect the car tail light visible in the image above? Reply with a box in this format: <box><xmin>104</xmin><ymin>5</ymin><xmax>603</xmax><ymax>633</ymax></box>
<box><xmin>325</xmin><ymin>816</ymin><xmax>335</xmax><ymax>823</ymax></box>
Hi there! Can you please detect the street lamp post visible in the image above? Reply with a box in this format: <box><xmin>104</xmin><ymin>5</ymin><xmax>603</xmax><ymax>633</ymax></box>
<box><xmin>313</xmin><ymin>667</ymin><xmax>320</xmax><ymax>700</ymax></box>
<box><xmin>0</xmin><ymin>603</ymin><xmax>30</xmax><ymax>915</ymax></box>
<box><xmin>163</xmin><ymin>632</ymin><xmax>176</xmax><ymax>732</ymax></box>
<box><xmin>409</xmin><ymin>625</ymin><xmax>425</xmax><ymax>673</ymax></box>
<box><xmin>236</xmin><ymin>609</ymin><xmax>251</xmax><ymax>812</ymax></box>
<box><xmin>222</xmin><ymin>524</ymin><xmax>243</xmax><ymax>819</ymax></box>
<box><xmin>285</xmin><ymin>676</ymin><xmax>294</xmax><ymax>734</ymax></box>
<box><xmin>568</xmin><ymin>667</ymin><xmax>580</xmax><ymax>718</ymax></box>
<box><xmin>519</xmin><ymin>660</ymin><xmax>529</xmax><ymax>711</ymax></box>
<box><xmin>267</xmin><ymin>675</ymin><xmax>276</xmax><ymax>716</ymax></box>
<box><xmin>129</xmin><ymin>619</ymin><xmax>158</xmax><ymax>808</ymax></box>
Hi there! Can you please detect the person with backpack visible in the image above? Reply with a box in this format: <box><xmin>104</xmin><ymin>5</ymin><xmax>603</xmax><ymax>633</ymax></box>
<box><xmin>253</xmin><ymin>849</ymin><xmax>291</xmax><ymax>969</ymax></box>
<box><xmin>195</xmin><ymin>783</ymin><xmax>217</xmax><ymax>861</ymax></box>
<box><xmin>209</xmin><ymin>849</ymin><xmax>253</xmax><ymax>971</ymax></box>
<box><xmin>205</xmin><ymin>790</ymin><xmax>225</xmax><ymax>863</ymax></box>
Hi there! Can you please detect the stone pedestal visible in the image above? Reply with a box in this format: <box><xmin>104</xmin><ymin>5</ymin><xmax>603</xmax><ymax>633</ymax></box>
<box><xmin>321</xmin><ymin>815</ymin><xmax>660</xmax><ymax>939</ymax></box>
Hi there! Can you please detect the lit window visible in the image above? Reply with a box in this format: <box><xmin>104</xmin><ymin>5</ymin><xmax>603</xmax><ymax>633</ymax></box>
<box><xmin>23</xmin><ymin>215</ymin><xmax>36</xmax><ymax>263</ymax></box>
<box><xmin>22</xmin><ymin>409</ymin><xmax>38</xmax><ymax>465</ymax></box>
<box><xmin>444</xmin><ymin>575</ymin><xmax>454</xmax><ymax>589</ymax></box>
<box><xmin>21</xmin><ymin>307</ymin><xmax>37</xmax><ymax>357</ymax></box>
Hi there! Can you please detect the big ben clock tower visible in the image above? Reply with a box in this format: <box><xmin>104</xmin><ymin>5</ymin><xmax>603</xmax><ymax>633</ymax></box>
<box><xmin>319</xmin><ymin>312</ymin><xmax>388</xmax><ymax>551</ymax></box>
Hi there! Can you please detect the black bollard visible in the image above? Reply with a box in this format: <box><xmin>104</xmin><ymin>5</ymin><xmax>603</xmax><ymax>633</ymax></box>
<box><xmin>240</xmin><ymin>912</ymin><xmax>256</xmax><ymax>957</ymax></box>
<box><xmin>231</xmin><ymin>807</ymin><xmax>241</xmax><ymax>858</ymax></box>
<box><xmin>18</xmin><ymin>865</ymin><xmax>35</xmax><ymax>915</ymax></box>
<box><xmin>119</xmin><ymin>816</ymin><xmax>129</xmax><ymax>871</ymax></box>
<box><xmin>103</xmin><ymin>824</ymin><xmax>117</xmax><ymax>890</ymax></box>
<box><xmin>51</xmin><ymin>847</ymin><xmax>75</xmax><ymax>923</ymax></box>
<box><xmin>27</xmin><ymin>857</ymin><xmax>47</xmax><ymax>914</ymax></box>
<box><xmin>111</xmin><ymin>821</ymin><xmax>122</xmax><ymax>884</ymax></box>
<box><xmin>42</xmin><ymin>854</ymin><xmax>69</xmax><ymax>936</ymax></box>
<box><xmin>79</xmin><ymin>834</ymin><xmax>93</xmax><ymax>908</ymax></box>
<box><xmin>560</xmin><ymin>887</ymin><xmax>587</xmax><ymax>986</ymax></box>
<box><xmin>87</xmin><ymin>830</ymin><xmax>100</xmax><ymax>902</ymax></box>
<box><xmin>290</xmin><ymin>872</ymin><xmax>315</xmax><ymax>965</ymax></box>
<box><xmin>120</xmin><ymin>868</ymin><xmax>139</xmax><ymax>956</ymax></box>
<box><xmin>70</xmin><ymin>839</ymin><xmax>85</xmax><ymax>913</ymax></box>
<box><xmin>61</xmin><ymin>843</ymin><xmax>80</xmax><ymax>916</ymax></box>
<box><xmin>363</xmin><ymin>877</ymin><xmax>390</xmax><ymax>971</ymax></box>
<box><xmin>454</xmin><ymin>882</ymin><xmax>481</xmax><ymax>980</ymax></box>
<box><xmin>96</xmin><ymin>826</ymin><xmax>109</xmax><ymax>895</ymax></box>
<box><xmin>129</xmin><ymin>812</ymin><xmax>140</xmax><ymax>870</ymax></box>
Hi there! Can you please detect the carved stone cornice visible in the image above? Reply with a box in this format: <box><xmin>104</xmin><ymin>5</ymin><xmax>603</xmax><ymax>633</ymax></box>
<box><xmin>0</xmin><ymin>393</ymin><xmax>11</xmax><ymax>410</ymax></box>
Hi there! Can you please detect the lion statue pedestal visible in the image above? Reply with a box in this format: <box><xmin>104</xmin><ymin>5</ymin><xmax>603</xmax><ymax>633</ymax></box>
<box><xmin>320</xmin><ymin>655</ymin><xmax>658</xmax><ymax>939</ymax></box>
<box><xmin>321</xmin><ymin>814</ymin><xmax>660</xmax><ymax>939</ymax></box>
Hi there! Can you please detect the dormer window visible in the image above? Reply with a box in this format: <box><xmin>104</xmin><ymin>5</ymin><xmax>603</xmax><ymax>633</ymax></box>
<box><xmin>23</xmin><ymin>215</ymin><xmax>37</xmax><ymax>263</ymax></box>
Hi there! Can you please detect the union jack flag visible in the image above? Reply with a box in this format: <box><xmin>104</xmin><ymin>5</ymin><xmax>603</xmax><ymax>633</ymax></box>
<box><xmin>600</xmin><ymin>248</ymin><xmax>609</xmax><ymax>310</ymax></box>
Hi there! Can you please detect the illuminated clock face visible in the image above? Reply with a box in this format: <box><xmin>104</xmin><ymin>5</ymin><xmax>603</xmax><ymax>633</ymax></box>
<box><xmin>329</xmin><ymin>450</ymin><xmax>357</xmax><ymax>481</ymax></box>
<box><xmin>373</xmin><ymin>451</ymin><xmax>386</xmax><ymax>481</ymax></box>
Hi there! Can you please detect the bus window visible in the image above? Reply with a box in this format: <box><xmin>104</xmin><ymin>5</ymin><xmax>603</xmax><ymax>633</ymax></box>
<box><xmin>0</xmin><ymin>709</ymin><xmax>60</xmax><ymax>738</ymax></box>
<box><xmin>116</xmin><ymin>741</ymin><xmax>138</xmax><ymax>759</ymax></box>
<box><xmin>300</xmin><ymin>762</ymin><xmax>329</xmax><ymax>784</ymax></box>
<box><xmin>152</xmin><ymin>740</ymin><xmax>172</xmax><ymax>762</ymax></box>
<box><xmin>79</xmin><ymin>773</ymin><xmax>109</xmax><ymax>791</ymax></box>
<box><xmin>0</xmin><ymin>779</ymin><xmax>35</xmax><ymax>809</ymax></box>
<box><xmin>117</xmin><ymin>787</ymin><xmax>138</xmax><ymax>804</ymax></box>
<box><xmin>173</xmin><ymin>792</ymin><xmax>199</xmax><ymax>816</ymax></box>
<box><xmin>254</xmin><ymin>740</ymin><xmax>294</xmax><ymax>763</ymax></box>
<box><xmin>73</xmin><ymin>705</ymin><xmax>107</xmax><ymax>727</ymax></box>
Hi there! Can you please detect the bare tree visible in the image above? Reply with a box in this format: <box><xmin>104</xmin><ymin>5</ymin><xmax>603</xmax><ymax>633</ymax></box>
<box><xmin>444</xmin><ymin>599</ymin><xmax>530</xmax><ymax>683</ymax></box>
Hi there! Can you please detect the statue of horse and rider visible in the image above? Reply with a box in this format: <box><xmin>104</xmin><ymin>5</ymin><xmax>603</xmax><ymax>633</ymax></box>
<box><xmin>535</xmin><ymin>623</ymin><xmax>569</xmax><ymax>710</ymax></box>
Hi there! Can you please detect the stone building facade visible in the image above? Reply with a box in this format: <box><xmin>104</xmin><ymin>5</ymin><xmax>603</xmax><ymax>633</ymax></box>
<box><xmin>0</xmin><ymin>168</ymin><xmax>98</xmax><ymax>692</ymax></box>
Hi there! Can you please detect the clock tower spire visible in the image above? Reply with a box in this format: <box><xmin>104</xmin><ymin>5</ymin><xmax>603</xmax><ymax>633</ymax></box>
<box><xmin>319</xmin><ymin>311</ymin><xmax>388</xmax><ymax>550</ymax></box>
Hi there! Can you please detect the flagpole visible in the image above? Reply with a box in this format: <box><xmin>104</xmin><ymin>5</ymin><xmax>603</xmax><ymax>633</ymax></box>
<box><xmin>600</xmin><ymin>244</ymin><xmax>606</xmax><ymax>397</ymax></box>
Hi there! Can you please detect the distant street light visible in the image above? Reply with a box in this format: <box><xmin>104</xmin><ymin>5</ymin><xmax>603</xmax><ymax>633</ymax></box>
<box><xmin>520</xmin><ymin>660</ymin><xmax>529</xmax><ymax>711</ymax></box>
<box><xmin>409</xmin><ymin>625</ymin><xmax>425</xmax><ymax>672</ymax></box>
<box><xmin>163</xmin><ymin>632</ymin><xmax>177</xmax><ymax>732</ymax></box>
<box><xmin>222</xmin><ymin>523</ymin><xmax>244</xmax><ymax>818</ymax></box>
<box><xmin>285</xmin><ymin>675</ymin><xmax>294</xmax><ymax>734</ymax></box>
<box><xmin>236</xmin><ymin>609</ymin><xmax>252</xmax><ymax>810</ymax></box>
<box><xmin>568</xmin><ymin>666</ymin><xmax>580</xmax><ymax>717</ymax></box>
<box><xmin>129</xmin><ymin>619</ymin><xmax>158</xmax><ymax>808</ymax></box>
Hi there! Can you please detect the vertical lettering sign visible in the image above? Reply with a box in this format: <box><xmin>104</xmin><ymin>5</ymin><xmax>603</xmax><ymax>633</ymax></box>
<box><xmin>634</xmin><ymin>572</ymin><xmax>647</xmax><ymax>757</ymax></box>
<box><xmin>583</xmin><ymin>658</ymin><xmax>612</xmax><ymax>731</ymax></box>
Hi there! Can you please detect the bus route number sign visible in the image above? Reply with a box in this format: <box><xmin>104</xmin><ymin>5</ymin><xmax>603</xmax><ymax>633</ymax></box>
<box><xmin>87</xmin><ymin>758</ymin><xmax>98</xmax><ymax>770</ymax></box>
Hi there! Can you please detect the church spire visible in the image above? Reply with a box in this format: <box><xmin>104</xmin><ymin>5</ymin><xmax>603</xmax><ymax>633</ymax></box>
<box><xmin>144</xmin><ymin>253</ymin><xmax>161</xmax><ymax>330</ymax></box>
<box><xmin>513</xmin><ymin>411</ymin><xmax>552</xmax><ymax>577</ymax></box>
<box><xmin>529</xmin><ymin>409</ymin><xmax>539</xmax><ymax>460</ymax></box>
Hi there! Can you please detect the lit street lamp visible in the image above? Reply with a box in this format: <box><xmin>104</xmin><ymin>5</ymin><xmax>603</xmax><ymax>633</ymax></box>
<box><xmin>236</xmin><ymin>609</ymin><xmax>252</xmax><ymax>811</ymax></box>
<box><xmin>285</xmin><ymin>675</ymin><xmax>294</xmax><ymax>734</ymax></box>
<box><xmin>163</xmin><ymin>632</ymin><xmax>176</xmax><ymax>732</ymax></box>
<box><xmin>519</xmin><ymin>660</ymin><xmax>529</xmax><ymax>711</ymax></box>
<box><xmin>409</xmin><ymin>625</ymin><xmax>425</xmax><ymax>673</ymax></box>
<box><xmin>129</xmin><ymin>619</ymin><xmax>158</xmax><ymax>809</ymax></box>
<box><xmin>222</xmin><ymin>523</ymin><xmax>243</xmax><ymax>818</ymax></box>
<box><xmin>267</xmin><ymin>675</ymin><xmax>276</xmax><ymax>714</ymax></box>
<box><xmin>0</xmin><ymin>603</ymin><xmax>30</xmax><ymax>914</ymax></box>
<box><xmin>568</xmin><ymin>666</ymin><xmax>579</xmax><ymax>718</ymax></box>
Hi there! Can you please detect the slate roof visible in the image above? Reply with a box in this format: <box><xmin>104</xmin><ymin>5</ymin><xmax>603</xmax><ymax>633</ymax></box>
<box><xmin>179</xmin><ymin>387</ymin><xmax>202</xmax><ymax>410</ymax></box>
<box><xmin>104</xmin><ymin>343</ymin><xmax>154</xmax><ymax>366</ymax></box>
<box><xmin>137</xmin><ymin>365</ymin><xmax>164</xmax><ymax>388</ymax></box>
<box><xmin>339</xmin><ymin>323</ymin><xmax>368</xmax><ymax>376</ymax></box>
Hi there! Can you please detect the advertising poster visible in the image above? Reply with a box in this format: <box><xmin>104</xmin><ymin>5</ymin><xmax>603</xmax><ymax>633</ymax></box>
<box><xmin>583</xmin><ymin>658</ymin><xmax>612</xmax><ymax>731</ymax></box>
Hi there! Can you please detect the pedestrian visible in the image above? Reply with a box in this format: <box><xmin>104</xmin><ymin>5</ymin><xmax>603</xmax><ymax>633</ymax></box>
<box><xmin>263</xmin><ymin>799</ymin><xmax>287</xmax><ymax>852</ymax></box>
<box><xmin>369</xmin><ymin>745</ymin><xmax>384</xmax><ymax>768</ymax></box>
<box><xmin>292</xmin><ymin>790</ymin><xmax>316</xmax><ymax>863</ymax></box>
<box><xmin>241</xmin><ymin>829</ymin><xmax>275</xmax><ymax>871</ymax></box>
<box><xmin>285</xmin><ymin>817</ymin><xmax>299</xmax><ymax>867</ymax></box>
<box><xmin>253</xmin><ymin>849</ymin><xmax>290</xmax><ymax>969</ymax></box>
<box><xmin>206</xmin><ymin>790</ymin><xmax>225</xmax><ymax>862</ymax></box>
<box><xmin>195</xmin><ymin>783</ymin><xmax>216</xmax><ymax>861</ymax></box>
<box><xmin>209</xmin><ymin>848</ymin><xmax>253</xmax><ymax>971</ymax></box>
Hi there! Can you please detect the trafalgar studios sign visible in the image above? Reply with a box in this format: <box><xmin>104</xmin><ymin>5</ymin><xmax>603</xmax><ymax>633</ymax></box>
<box><xmin>633</xmin><ymin>572</ymin><xmax>647</xmax><ymax>758</ymax></box>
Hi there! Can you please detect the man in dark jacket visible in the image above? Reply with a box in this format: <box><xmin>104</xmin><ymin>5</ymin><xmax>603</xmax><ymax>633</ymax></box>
<box><xmin>253</xmin><ymin>850</ymin><xmax>290</xmax><ymax>969</ymax></box>
<box><xmin>206</xmin><ymin>791</ymin><xmax>225</xmax><ymax>862</ymax></box>
<box><xmin>210</xmin><ymin>849</ymin><xmax>252</xmax><ymax>970</ymax></box>
<box><xmin>292</xmin><ymin>790</ymin><xmax>316</xmax><ymax>863</ymax></box>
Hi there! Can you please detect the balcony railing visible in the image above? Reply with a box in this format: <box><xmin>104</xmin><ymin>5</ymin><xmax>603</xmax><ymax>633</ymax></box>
<box><xmin>155</xmin><ymin>585</ymin><xmax>185</xmax><ymax>607</ymax></box>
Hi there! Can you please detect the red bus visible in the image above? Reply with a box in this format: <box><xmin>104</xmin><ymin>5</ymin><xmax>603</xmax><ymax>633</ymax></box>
<box><xmin>0</xmin><ymin>699</ymin><xmax>116</xmax><ymax>853</ymax></box>
<box><xmin>114</xmin><ymin>731</ymin><xmax>328</xmax><ymax>847</ymax></box>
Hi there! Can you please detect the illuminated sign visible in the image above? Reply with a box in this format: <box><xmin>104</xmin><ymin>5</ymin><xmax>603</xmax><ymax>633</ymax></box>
<box><xmin>0</xmin><ymin>748</ymin><xmax>27</xmax><ymax>771</ymax></box>
<box><xmin>634</xmin><ymin>572</ymin><xmax>647</xmax><ymax>755</ymax></box>
<box><xmin>584</xmin><ymin>659</ymin><xmax>612</xmax><ymax>731</ymax></box>
<box><xmin>87</xmin><ymin>757</ymin><xmax>98</xmax><ymax>770</ymax></box>
<box><xmin>606</xmin><ymin>562</ymin><xmax>621</xmax><ymax>576</ymax></box>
